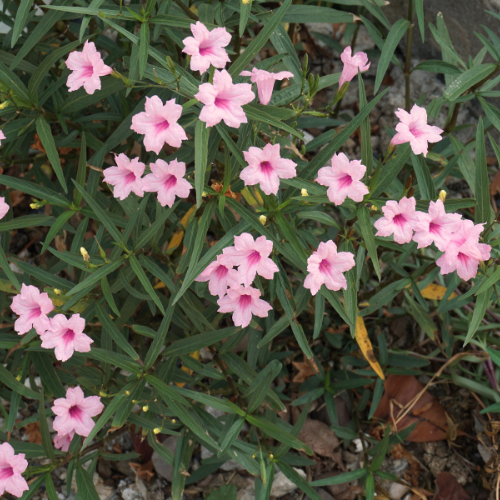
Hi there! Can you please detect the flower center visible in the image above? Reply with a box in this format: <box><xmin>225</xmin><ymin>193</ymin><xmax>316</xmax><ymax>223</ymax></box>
<box><xmin>248</xmin><ymin>250</ymin><xmax>261</xmax><ymax>266</ymax></box>
<box><xmin>260</xmin><ymin>161</ymin><xmax>274</xmax><ymax>175</ymax></box>
<box><xmin>163</xmin><ymin>174</ymin><xmax>177</xmax><ymax>190</ymax></box>
<box><xmin>392</xmin><ymin>213</ymin><xmax>407</xmax><ymax>227</ymax></box>
<box><xmin>238</xmin><ymin>294</ymin><xmax>252</xmax><ymax>308</ymax></box>
<box><xmin>155</xmin><ymin>119</ymin><xmax>170</xmax><ymax>133</ymax></box>
<box><xmin>124</xmin><ymin>171</ymin><xmax>137</xmax><ymax>185</ymax></box>
<box><xmin>0</xmin><ymin>466</ymin><xmax>13</xmax><ymax>480</ymax></box>
<box><xmin>214</xmin><ymin>97</ymin><xmax>232</xmax><ymax>111</ymax></box>
<box><xmin>81</xmin><ymin>63</ymin><xmax>94</xmax><ymax>78</ymax></box>
<box><xmin>69</xmin><ymin>405</ymin><xmax>83</xmax><ymax>421</ymax></box>
<box><xmin>62</xmin><ymin>328</ymin><xmax>76</xmax><ymax>346</ymax></box>
<box><xmin>214</xmin><ymin>265</ymin><xmax>228</xmax><ymax>279</ymax></box>
<box><xmin>27</xmin><ymin>306</ymin><xmax>42</xmax><ymax>321</ymax></box>
<box><xmin>409</xmin><ymin>123</ymin><xmax>425</xmax><ymax>138</ymax></box>
<box><xmin>319</xmin><ymin>259</ymin><xmax>331</xmax><ymax>274</ymax></box>
<box><xmin>338</xmin><ymin>174</ymin><xmax>353</xmax><ymax>189</ymax></box>
<box><xmin>199</xmin><ymin>44</ymin><xmax>215</xmax><ymax>56</ymax></box>
<box><xmin>429</xmin><ymin>222</ymin><xmax>441</xmax><ymax>234</ymax></box>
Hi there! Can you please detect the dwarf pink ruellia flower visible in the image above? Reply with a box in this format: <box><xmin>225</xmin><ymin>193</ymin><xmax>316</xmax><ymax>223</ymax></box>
<box><xmin>339</xmin><ymin>46</ymin><xmax>370</xmax><ymax>88</ymax></box>
<box><xmin>0</xmin><ymin>131</ymin><xmax>5</xmax><ymax>146</ymax></box>
<box><xmin>412</xmin><ymin>199</ymin><xmax>462</xmax><ymax>250</ymax></box>
<box><xmin>195</xmin><ymin>254</ymin><xmax>240</xmax><ymax>298</ymax></box>
<box><xmin>142</xmin><ymin>159</ymin><xmax>192</xmax><ymax>207</ymax></box>
<box><xmin>54</xmin><ymin>431</ymin><xmax>75</xmax><ymax>453</ymax></box>
<box><xmin>10</xmin><ymin>284</ymin><xmax>53</xmax><ymax>335</ymax></box>
<box><xmin>103</xmin><ymin>154</ymin><xmax>145</xmax><ymax>201</ymax></box>
<box><xmin>131</xmin><ymin>96</ymin><xmax>188</xmax><ymax>154</ymax></box>
<box><xmin>182</xmin><ymin>21</ymin><xmax>231</xmax><ymax>74</ymax></box>
<box><xmin>316</xmin><ymin>152</ymin><xmax>369</xmax><ymax>205</ymax></box>
<box><xmin>0</xmin><ymin>442</ymin><xmax>28</xmax><ymax>498</ymax></box>
<box><xmin>374</xmin><ymin>196</ymin><xmax>419</xmax><ymax>245</ymax></box>
<box><xmin>241</xmin><ymin>143</ymin><xmax>297</xmax><ymax>195</ymax></box>
<box><xmin>240</xmin><ymin>68</ymin><xmax>294</xmax><ymax>105</ymax></box>
<box><xmin>195</xmin><ymin>70</ymin><xmax>255</xmax><ymax>128</ymax></box>
<box><xmin>52</xmin><ymin>386</ymin><xmax>104</xmax><ymax>437</ymax></box>
<box><xmin>436</xmin><ymin>219</ymin><xmax>491</xmax><ymax>281</ymax></box>
<box><xmin>217</xmin><ymin>284</ymin><xmax>272</xmax><ymax>328</ymax></box>
<box><xmin>0</xmin><ymin>196</ymin><xmax>9</xmax><ymax>220</ymax></box>
<box><xmin>40</xmin><ymin>314</ymin><xmax>93</xmax><ymax>362</ymax></box>
<box><xmin>66</xmin><ymin>41</ymin><xmax>112</xmax><ymax>95</ymax></box>
<box><xmin>391</xmin><ymin>105</ymin><xmax>443</xmax><ymax>157</ymax></box>
<box><xmin>220</xmin><ymin>233</ymin><xmax>279</xmax><ymax>286</ymax></box>
<box><xmin>304</xmin><ymin>240</ymin><xmax>355</xmax><ymax>296</ymax></box>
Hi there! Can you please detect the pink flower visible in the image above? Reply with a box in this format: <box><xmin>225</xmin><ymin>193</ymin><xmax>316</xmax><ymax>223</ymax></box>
<box><xmin>412</xmin><ymin>200</ymin><xmax>462</xmax><ymax>250</ymax></box>
<box><xmin>54</xmin><ymin>431</ymin><xmax>75</xmax><ymax>452</ymax></box>
<box><xmin>240</xmin><ymin>68</ymin><xmax>294</xmax><ymax>105</ymax></box>
<box><xmin>0</xmin><ymin>442</ymin><xmax>28</xmax><ymax>498</ymax></box>
<box><xmin>316</xmin><ymin>153</ymin><xmax>369</xmax><ymax>205</ymax></box>
<box><xmin>52</xmin><ymin>386</ymin><xmax>104</xmax><ymax>437</ymax></box>
<box><xmin>11</xmin><ymin>284</ymin><xmax>53</xmax><ymax>335</ymax></box>
<box><xmin>304</xmin><ymin>240</ymin><xmax>355</xmax><ymax>296</ymax></box>
<box><xmin>40</xmin><ymin>314</ymin><xmax>93</xmax><ymax>362</ymax></box>
<box><xmin>103</xmin><ymin>154</ymin><xmax>145</xmax><ymax>200</ymax></box>
<box><xmin>182</xmin><ymin>21</ymin><xmax>231</xmax><ymax>74</ymax></box>
<box><xmin>220</xmin><ymin>233</ymin><xmax>279</xmax><ymax>286</ymax></box>
<box><xmin>142</xmin><ymin>159</ymin><xmax>192</xmax><ymax>207</ymax></box>
<box><xmin>436</xmin><ymin>219</ymin><xmax>491</xmax><ymax>281</ymax></box>
<box><xmin>66</xmin><ymin>41</ymin><xmax>112</xmax><ymax>95</ymax></box>
<box><xmin>195</xmin><ymin>254</ymin><xmax>239</xmax><ymax>298</ymax></box>
<box><xmin>131</xmin><ymin>96</ymin><xmax>188</xmax><ymax>154</ymax></box>
<box><xmin>217</xmin><ymin>284</ymin><xmax>272</xmax><ymax>328</ymax></box>
<box><xmin>195</xmin><ymin>70</ymin><xmax>254</xmax><ymax>128</ymax></box>
<box><xmin>0</xmin><ymin>196</ymin><xmax>9</xmax><ymax>220</ymax></box>
<box><xmin>0</xmin><ymin>131</ymin><xmax>5</xmax><ymax>146</ymax></box>
<box><xmin>374</xmin><ymin>196</ymin><xmax>419</xmax><ymax>244</ymax></box>
<box><xmin>240</xmin><ymin>143</ymin><xmax>297</xmax><ymax>195</ymax></box>
<box><xmin>391</xmin><ymin>105</ymin><xmax>443</xmax><ymax>157</ymax></box>
<box><xmin>339</xmin><ymin>46</ymin><xmax>370</xmax><ymax>88</ymax></box>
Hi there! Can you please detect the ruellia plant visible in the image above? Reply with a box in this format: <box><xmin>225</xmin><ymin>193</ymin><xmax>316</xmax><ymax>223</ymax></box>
<box><xmin>0</xmin><ymin>0</ymin><xmax>500</xmax><ymax>497</ymax></box>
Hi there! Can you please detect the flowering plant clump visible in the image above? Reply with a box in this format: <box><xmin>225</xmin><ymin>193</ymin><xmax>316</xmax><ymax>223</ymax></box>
<box><xmin>0</xmin><ymin>0</ymin><xmax>499</xmax><ymax>498</ymax></box>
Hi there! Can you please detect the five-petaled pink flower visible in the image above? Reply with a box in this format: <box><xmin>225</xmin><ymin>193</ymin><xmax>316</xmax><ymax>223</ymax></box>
<box><xmin>217</xmin><ymin>284</ymin><xmax>272</xmax><ymax>328</ymax></box>
<box><xmin>391</xmin><ymin>105</ymin><xmax>443</xmax><ymax>157</ymax></box>
<box><xmin>40</xmin><ymin>314</ymin><xmax>93</xmax><ymax>362</ymax></box>
<box><xmin>240</xmin><ymin>68</ymin><xmax>294</xmax><ymax>105</ymax></box>
<box><xmin>0</xmin><ymin>196</ymin><xmax>9</xmax><ymax>220</ymax></box>
<box><xmin>0</xmin><ymin>442</ymin><xmax>28</xmax><ymax>498</ymax></box>
<box><xmin>240</xmin><ymin>143</ymin><xmax>297</xmax><ymax>195</ymax></box>
<box><xmin>436</xmin><ymin>219</ymin><xmax>491</xmax><ymax>281</ymax></box>
<box><xmin>103</xmin><ymin>154</ymin><xmax>145</xmax><ymax>200</ymax></box>
<box><xmin>220</xmin><ymin>233</ymin><xmax>279</xmax><ymax>286</ymax></box>
<box><xmin>131</xmin><ymin>96</ymin><xmax>188</xmax><ymax>154</ymax></box>
<box><xmin>182</xmin><ymin>21</ymin><xmax>231</xmax><ymax>74</ymax></box>
<box><xmin>142</xmin><ymin>159</ymin><xmax>192</xmax><ymax>207</ymax></box>
<box><xmin>195</xmin><ymin>254</ymin><xmax>240</xmax><ymax>298</ymax></box>
<box><xmin>52</xmin><ymin>386</ymin><xmax>104</xmax><ymax>438</ymax></box>
<box><xmin>412</xmin><ymin>200</ymin><xmax>462</xmax><ymax>250</ymax></box>
<box><xmin>195</xmin><ymin>70</ymin><xmax>254</xmax><ymax>128</ymax></box>
<box><xmin>304</xmin><ymin>240</ymin><xmax>355</xmax><ymax>296</ymax></box>
<box><xmin>0</xmin><ymin>131</ymin><xmax>5</xmax><ymax>146</ymax></box>
<box><xmin>339</xmin><ymin>46</ymin><xmax>370</xmax><ymax>88</ymax></box>
<box><xmin>316</xmin><ymin>153</ymin><xmax>369</xmax><ymax>205</ymax></box>
<box><xmin>54</xmin><ymin>431</ymin><xmax>75</xmax><ymax>453</ymax></box>
<box><xmin>11</xmin><ymin>284</ymin><xmax>53</xmax><ymax>335</ymax></box>
<box><xmin>374</xmin><ymin>196</ymin><xmax>419</xmax><ymax>245</ymax></box>
<box><xmin>66</xmin><ymin>41</ymin><xmax>112</xmax><ymax>95</ymax></box>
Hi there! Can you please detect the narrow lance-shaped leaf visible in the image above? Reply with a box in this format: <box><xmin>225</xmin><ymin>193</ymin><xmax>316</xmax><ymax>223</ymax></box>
<box><xmin>475</xmin><ymin>117</ymin><xmax>491</xmax><ymax>225</ymax></box>
<box><xmin>195</xmin><ymin>121</ymin><xmax>209</xmax><ymax>208</ymax></box>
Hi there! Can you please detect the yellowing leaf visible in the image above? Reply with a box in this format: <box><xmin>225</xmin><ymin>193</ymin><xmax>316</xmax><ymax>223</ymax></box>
<box><xmin>175</xmin><ymin>350</ymin><xmax>200</xmax><ymax>388</ymax></box>
<box><xmin>167</xmin><ymin>205</ymin><xmax>197</xmax><ymax>252</ymax></box>
<box><xmin>355</xmin><ymin>315</ymin><xmax>384</xmax><ymax>380</ymax></box>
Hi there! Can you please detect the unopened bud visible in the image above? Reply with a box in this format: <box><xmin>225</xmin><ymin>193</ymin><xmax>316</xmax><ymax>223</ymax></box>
<box><xmin>125</xmin><ymin>390</ymin><xmax>130</xmax><ymax>395</ymax></box>
<box><xmin>242</xmin><ymin>0</ymin><xmax>251</xmax><ymax>4</ymax></box>
<box><xmin>301</xmin><ymin>189</ymin><xmax>309</xmax><ymax>197</ymax></box>
<box><xmin>53</xmin><ymin>288</ymin><xmax>62</xmax><ymax>295</ymax></box>
<box><xmin>269</xmin><ymin>453</ymin><xmax>274</xmax><ymax>459</ymax></box>
<box><xmin>259</xmin><ymin>215</ymin><xmax>267</xmax><ymax>225</ymax></box>
<box><xmin>0</xmin><ymin>101</ymin><xmax>8</xmax><ymax>110</ymax></box>
<box><xmin>171</xmin><ymin>419</ymin><xmax>176</xmax><ymax>424</ymax></box>
<box><xmin>99</xmin><ymin>391</ymin><xmax>107</xmax><ymax>397</ymax></box>
<box><xmin>154</xmin><ymin>427</ymin><xmax>162</xmax><ymax>434</ymax></box>
<box><xmin>142</xmin><ymin>405</ymin><xmax>149</xmax><ymax>412</ymax></box>
<box><xmin>438</xmin><ymin>190</ymin><xmax>446</xmax><ymax>202</ymax></box>
<box><xmin>166</xmin><ymin>56</ymin><xmax>177</xmax><ymax>76</ymax></box>
<box><xmin>16</xmin><ymin>374</ymin><xmax>21</xmax><ymax>381</ymax></box>
<box><xmin>371</xmin><ymin>205</ymin><xmax>378</xmax><ymax>211</ymax></box>
<box><xmin>30</xmin><ymin>199</ymin><xmax>45</xmax><ymax>209</ymax></box>
<box><xmin>202</xmin><ymin>191</ymin><xmax>208</xmax><ymax>198</ymax></box>
<box><xmin>80</xmin><ymin>247</ymin><xmax>90</xmax><ymax>262</ymax></box>
<box><xmin>110</xmin><ymin>69</ymin><xmax>122</xmax><ymax>79</ymax></box>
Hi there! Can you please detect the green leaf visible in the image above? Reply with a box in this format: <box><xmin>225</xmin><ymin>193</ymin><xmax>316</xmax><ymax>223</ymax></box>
<box><xmin>139</xmin><ymin>22</ymin><xmax>150</xmax><ymax>79</ymax></box>
<box><xmin>359</xmin><ymin>73</ymin><xmax>373</xmax><ymax>174</ymax></box>
<box><xmin>277</xmin><ymin>462</ymin><xmax>323</xmax><ymax>500</ymax></box>
<box><xmin>371</xmin><ymin>144</ymin><xmax>411</xmax><ymax>197</ymax></box>
<box><xmin>87</xmin><ymin>348</ymin><xmax>142</xmax><ymax>374</ymax></box>
<box><xmin>443</xmin><ymin>63</ymin><xmax>497</xmax><ymax>101</ymax></box>
<box><xmin>412</xmin><ymin>60</ymin><xmax>461</xmax><ymax>75</ymax></box>
<box><xmin>245</xmin><ymin>359</ymin><xmax>282</xmax><ymax>413</ymax></box>
<box><xmin>31</xmin><ymin>351</ymin><xmax>65</xmax><ymax>398</ymax></box>
<box><xmin>479</xmin><ymin>97</ymin><xmax>500</xmax><ymax>133</ymax></box>
<box><xmin>207</xmin><ymin>485</ymin><xmax>237</xmax><ymax>500</ymax></box>
<box><xmin>374</xmin><ymin>19</ymin><xmax>410</xmax><ymax>94</ymax></box>
<box><xmin>45</xmin><ymin>474</ymin><xmax>59</xmax><ymax>500</ymax></box>
<box><xmin>464</xmin><ymin>287</ymin><xmax>492</xmax><ymax>346</ymax></box>
<box><xmin>0</xmin><ymin>245</ymin><xmax>21</xmax><ymax>291</ymax></box>
<box><xmin>0</xmin><ymin>363</ymin><xmax>39</xmax><ymax>399</ymax></box>
<box><xmin>229</xmin><ymin>0</ymin><xmax>292</xmax><ymax>78</ymax></box>
<box><xmin>0</xmin><ymin>174</ymin><xmax>69</xmax><ymax>207</ymax></box>
<box><xmin>63</xmin><ymin>77</ymin><xmax>124</xmax><ymax>112</ymax></box>
<box><xmin>370</xmin><ymin>423</ymin><xmax>390</xmax><ymax>471</ymax></box>
<box><xmin>129</xmin><ymin>254</ymin><xmax>166</xmax><ymax>314</ymax></box>
<box><xmin>411</xmin><ymin>153</ymin><xmax>436</xmax><ymax>200</ymax></box>
<box><xmin>38</xmin><ymin>389</ymin><xmax>55</xmax><ymax>460</ymax></box>
<box><xmin>175</xmin><ymin>387</ymin><xmax>245</xmax><ymax>416</ymax></box>
<box><xmin>282</xmin><ymin>5</ymin><xmax>353</xmax><ymax>23</ymax></box>
<box><xmin>164</xmin><ymin>327</ymin><xmax>239</xmax><ymax>357</ymax></box>
<box><xmin>365</xmin><ymin>472</ymin><xmax>375</xmax><ymax>500</ymax></box>
<box><xmin>311</xmin><ymin>468</ymin><xmax>367</xmax><ymax>487</ymax></box>
<box><xmin>475</xmin><ymin>116</ymin><xmax>491</xmax><ymax>224</ymax></box>
<box><xmin>36</xmin><ymin>116</ymin><xmax>67</xmax><ymax>193</ymax></box>
<box><xmin>76</xmin><ymin>464</ymin><xmax>100</xmax><ymax>500</ymax></box>
<box><xmin>357</xmin><ymin>206</ymin><xmax>381</xmax><ymax>281</ymax></box>
<box><xmin>414</xmin><ymin>0</ymin><xmax>425</xmax><ymax>42</ymax></box>
<box><xmin>218</xmin><ymin>417</ymin><xmax>245</xmax><ymax>457</ymax></box>
<box><xmin>42</xmin><ymin>211</ymin><xmax>75</xmax><ymax>254</ymax></box>
<box><xmin>243</xmin><ymin>103</ymin><xmax>303</xmax><ymax>140</ymax></box>
<box><xmin>195</xmin><ymin>121</ymin><xmax>209</xmax><ymax>208</ymax></box>
<box><xmin>12</xmin><ymin>0</ymin><xmax>35</xmax><ymax>47</ymax></box>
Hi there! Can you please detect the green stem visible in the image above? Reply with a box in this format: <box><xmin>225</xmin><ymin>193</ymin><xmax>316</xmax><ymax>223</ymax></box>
<box><xmin>404</xmin><ymin>0</ymin><xmax>414</xmax><ymax>112</ymax></box>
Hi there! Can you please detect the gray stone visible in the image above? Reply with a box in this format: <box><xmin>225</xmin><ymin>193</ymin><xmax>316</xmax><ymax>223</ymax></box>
<box><xmin>270</xmin><ymin>469</ymin><xmax>306</xmax><ymax>498</ymax></box>
<box><xmin>151</xmin><ymin>436</ymin><xmax>178</xmax><ymax>482</ymax></box>
<box><xmin>388</xmin><ymin>482</ymin><xmax>410</xmax><ymax>500</ymax></box>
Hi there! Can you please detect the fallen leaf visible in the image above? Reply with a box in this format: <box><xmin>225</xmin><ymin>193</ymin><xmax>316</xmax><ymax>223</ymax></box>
<box><xmin>10</xmin><ymin>190</ymin><xmax>25</xmax><ymax>207</ymax></box>
<box><xmin>130</xmin><ymin>460</ymin><xmax>155</xmax><ymax>482</ymax></box>
<box><xmin>355</xmin><ymin>315</ymin><xmax>384</xmax><ymax>380</ymax></box>
<box><xmin>372</xmin><ymin>375</ymin><xmax>464</xmax><ymax>442</ymax></box>
<box><xmin>434</xmin><ymin>472</ymin><xmax>470</xmax><ymax>500</ymax></box>
<box><xmin>419</xmin><ymin>283</ymin><xmax>456</xmax><ymax>301</ymax></box>
<box><xmin>31</xmin><ymin>134</ymin><xmax>45</xmax><ymax>153</ymax></box>
<box><xmin>292</xmin><ymin>357</ymin><xmax>316</xmax><ymax>383</ymax></box>
<box><xmin>298</xmin><ymin>418</ymin><xmax>340</xmax><ymax>461</ymax></box>
<box><xmin>491</xmin><ymin>169</ymin><xmax>500</xmax><ymax>196</ymax></box>
<box><xmin>24</xmin><ymin>422</ymin><xmax>42</xmax><ymax>444</ymax></box>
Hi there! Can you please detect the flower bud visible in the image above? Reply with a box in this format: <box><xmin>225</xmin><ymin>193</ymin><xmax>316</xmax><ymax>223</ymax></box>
<box><xmin>53</xmin><ymin>288</ymin><xmax>62</xmax><ymax>295</ymax></box>
<box><xmin>0</xmin><ymin>101</ymin><xmax>8</xmax><ymax>110</ymax></box>
<box><xmin>301</xmin><ymin>189</ymin><xmax>309</xmax><ymax>197</ymax></box>
<box><xmin>171</xmin><ymin>419</ymin><xmax>176</xmax><ymax>424</ymax></box>
<box><xmin>371</xmin><ymin>205</ymin><xmax>378</xmax><ymax>211</ymax></box>
<box><xmin>99</xmin><ymin>391</ymin><xmax>107</xmax><ymax>397</ymax></box>
<box><xmin>80</xmin><ymin>247</ymin><xmax>90</xmax><ymax>262</ymax></box>
<box><xmin>154</xmin><ymin>427</ymin><xmax>162</xmax><ymax>434</ymax></box>
<box><xmin>438</xmin><ymin>190</ymin><xmax>446</xmax><ymax>202</ymax></box>
<box><xmin>142</xmin><ymin>405</ymin><xmax>149</xmax><ymax>412</ymax></box>
<box><xmin>259</xmin><ymin>215</ymin><xmax>267</xmax><ymax>225</ymax></box>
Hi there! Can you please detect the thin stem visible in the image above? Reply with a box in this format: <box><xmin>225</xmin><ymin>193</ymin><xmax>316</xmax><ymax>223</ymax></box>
<box><xmin>404</xmin><ymin>0</ymin><xmax>414</xmax><ymax>112</ymax></box>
